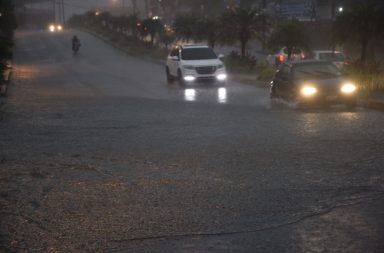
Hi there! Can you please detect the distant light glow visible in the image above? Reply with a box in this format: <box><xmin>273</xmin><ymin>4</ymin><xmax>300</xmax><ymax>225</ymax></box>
<box><xmin>338</xmin><ymin>6</ymin><xmax>343</xmax><ymax>12</ymax></box>
<box><xmin>49</xmin><ymin>25</ymin><xmax>55</xmax><ymax>32</ymax></box>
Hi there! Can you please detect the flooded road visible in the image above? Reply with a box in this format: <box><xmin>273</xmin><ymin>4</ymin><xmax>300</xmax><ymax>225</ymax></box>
<box><xmin>0</xmin><ymin>30</ymin><xmax>383</xmax><ymax>252</ymax></box>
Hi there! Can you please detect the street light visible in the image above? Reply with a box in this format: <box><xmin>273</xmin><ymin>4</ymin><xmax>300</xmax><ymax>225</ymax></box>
<box><xmin>338</xmin><ymin>6</ymin><xmax>343</xmax><ymax>13</ymax></box>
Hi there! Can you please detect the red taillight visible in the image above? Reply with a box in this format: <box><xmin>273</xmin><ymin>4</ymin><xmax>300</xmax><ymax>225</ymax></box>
<box><xmin>279</xmin><ymin>54</ymin><xmax>285</xmax><ymax>62</ymax></box>
<box><xmin>300</xmin><ymin>53</ymin><xmax>305</xmax><ymax>59</ymax></box>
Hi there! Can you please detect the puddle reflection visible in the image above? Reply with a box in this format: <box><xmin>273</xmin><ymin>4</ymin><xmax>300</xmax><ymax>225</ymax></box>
<box><xmin>183</xmin><ymin>87</ymin><xmax>228</xmax><ymax>104</ymax></box>
<box><xmin>184</xmin><ymin>89</ymin><xmax>196</xmax><ymax>101</ymax></box>
<box><xmin>218</xmin><ymin>88</ymin><xmax>227</xmax><ymax>103</ymax></box>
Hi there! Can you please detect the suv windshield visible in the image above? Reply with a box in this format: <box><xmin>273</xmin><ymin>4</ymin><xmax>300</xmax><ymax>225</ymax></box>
<box><xmin>181</xmin><ymin>48</ymin><xmax>217</xmax><ymax>60</ymax></box>
<box><xmin>293</xmin><ymin>62</ymin><xmax>342</xmax><ymax>79</ymax></box>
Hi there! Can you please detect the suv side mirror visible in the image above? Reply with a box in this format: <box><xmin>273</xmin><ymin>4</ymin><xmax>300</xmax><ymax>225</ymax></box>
<box><xmin>218</xmin><ymin>54</ymin><xmax>225</xmax><ymax>60</ymax></box>
<box><xmin>171</xmin><ymin>56</ymin><xmax>179</xmax><ymax>61</ymax></box>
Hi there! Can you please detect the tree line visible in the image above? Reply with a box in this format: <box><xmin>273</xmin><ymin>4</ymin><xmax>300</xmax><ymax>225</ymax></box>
<box><xmin>68</xmin><ymin>1</ymin><xmax>384</xmax><ymax>69</ymax></box>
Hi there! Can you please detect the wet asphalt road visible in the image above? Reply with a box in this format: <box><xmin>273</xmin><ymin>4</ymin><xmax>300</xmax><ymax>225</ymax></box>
<box><xmin>0</xmin><ymin>30</ymin><xmax>383</xmax><ymax>252</ymax></box>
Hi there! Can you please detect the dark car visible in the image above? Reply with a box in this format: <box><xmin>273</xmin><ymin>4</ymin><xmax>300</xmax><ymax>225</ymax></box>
<box><xmin>270</xmin><ymin>60</ymin><xmax>357</xmax><ymax>108</ymax></box>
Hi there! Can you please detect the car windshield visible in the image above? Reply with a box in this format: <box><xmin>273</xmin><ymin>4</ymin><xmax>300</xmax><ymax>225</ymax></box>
<box><xmin>181</xmin><ymin>48</ymin><xmax>217</xmax><ymax>60</ymax></box>
<box><xmin>293</xmin><ymin>62</ymin><xmax>342</xmax><ymax>79</ymax></box>
<box><xmin>319</xmin><ymin>52</ymin><xmax>345</xmax><ymax>61</ymax></box>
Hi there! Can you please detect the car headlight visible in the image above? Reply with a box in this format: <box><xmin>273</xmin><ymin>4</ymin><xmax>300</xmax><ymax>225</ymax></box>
<box><xmin>341</xmin><ymin>83</ymin><xmax>357</xmax><ymax>94</ymax></box>
<box><xmin>184</xmin><ymin>75</ymin><xmax>196</xmax><ymax>82</ymax></box>
<box><xmin>216</xmin><ymin>74</ymin><xmax>227</xmax><ymax>81</ymax></box>
<box><xmin>183</xmin><ymin>65</ymin><xmax>194</xmax><ymax>70</ymax></box>
<box><xmin>57</xmin><ymin>25</ymin><xmax>63</xmax><ymax>31</ymax></box>
<box><xmin>49</xmin><ymin>25</ymin><xmax>55</xmax><ymax>32</ymax></box>
<box><xmin>301</xmin><ymin>85</ymin><xmax>317</xmax><ymax>96</ymax></box>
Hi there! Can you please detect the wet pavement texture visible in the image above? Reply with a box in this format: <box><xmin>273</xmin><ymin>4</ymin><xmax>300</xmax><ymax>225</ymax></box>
<box><xmin>0</xmin><ymin>30</ymin><xmax>383</xmax><ymax>252</ymax></box>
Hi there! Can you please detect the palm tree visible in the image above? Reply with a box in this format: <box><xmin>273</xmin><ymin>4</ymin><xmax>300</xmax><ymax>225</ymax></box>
<box><xmin>221</xmin><ymin>8</ymin><xmax>265</xmax><ymax>59</ymax></box>
<box><xmin>158</xmin><ymin>28</ymin><xmax>176</xmax><ymax>49</ymax></box>
<box><xmin>173</xmin><ymin>13</ymin><xmax>197</xmax><ymax>43</ymax></box>
<box><xmin>140</xmin><ymin>18</ymin><xmax>164</xmax><ymax>46</ymax></box>
<box><xmin>331</xmin><ymin>2</ymin><xmax>384</xmax><ymax>67</ymax></box>
<box><xmin>125</xmin><ymin>13</ymin><xmax>141</xmax><ymax>38</ymax></box>
<box><xmin>194</xmin><ymin>17</ymin><xmax>223</xmax><ymax>48</ymax></box>
<box><xmin>268</xmin><ymin>19</ymin><xmax>311</xmax><ymax>61</ymax></box>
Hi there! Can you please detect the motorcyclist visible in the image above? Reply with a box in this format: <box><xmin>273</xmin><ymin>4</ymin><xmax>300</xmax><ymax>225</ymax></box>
<box><xmin>72</xmin><ymin>35</ymin><xmax>81</xmax><ymax>53</ymax></box>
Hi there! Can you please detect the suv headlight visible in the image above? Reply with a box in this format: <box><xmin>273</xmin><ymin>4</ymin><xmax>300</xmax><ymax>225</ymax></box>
<box><xmin>183</xmin><ymin>65</ymin><xmax>195</xmax><ymax>70</ymax></box>
<box><xmin>301</xmin><ymin>85</ymin><xmax>317</xmax><ymax>96</ymax></box>
<box><xmin>341</xmin><ymin>83</ymin><xmax>357</xmax><ymax>94</ymax></box>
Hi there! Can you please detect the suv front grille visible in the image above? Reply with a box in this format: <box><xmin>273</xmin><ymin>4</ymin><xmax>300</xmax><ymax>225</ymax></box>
<box><xmin>196</xmin><ymin>66</ymin><xmax>216</xmax><ymax>75</ymax></box>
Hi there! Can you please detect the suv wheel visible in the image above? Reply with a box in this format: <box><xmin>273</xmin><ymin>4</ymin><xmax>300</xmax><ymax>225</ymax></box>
<box><xmin>166</xmin><ymin>67</ymin><xmax>173</xmax><ymax>84</ymax></box>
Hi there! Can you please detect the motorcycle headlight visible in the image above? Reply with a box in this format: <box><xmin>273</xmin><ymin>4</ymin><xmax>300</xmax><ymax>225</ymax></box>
<box><xmin>341</xmin><ymin>83</ymin><xmax>357</xmax><ymax>94</ymax></box>
<box><xmin>301</xmin><ymin>85</ymin><xmax>317</xmax><ymax>97</ymax></box>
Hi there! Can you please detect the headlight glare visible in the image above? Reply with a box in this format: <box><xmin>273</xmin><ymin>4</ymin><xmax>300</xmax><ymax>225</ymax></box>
<box><xmin>301</xmin><ymin>86</ymin><xmax>317</xmax><ymax>96</ymax></box>
<box><xmin>341</xmin><ymin>83</ymin><xmax>357</xmax><ymax>93</ymax></box>
<box><xmin>217</xmin><ymin>74</ymin><xmax>227</xmax><ymax>81</ymax></box>
<box><xmin>184</xmin><ymin>75</ymin><xmax>196</xmax><ymax>82</ymax></box>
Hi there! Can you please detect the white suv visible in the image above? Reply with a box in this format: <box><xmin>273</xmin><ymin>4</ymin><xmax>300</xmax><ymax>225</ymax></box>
<box><xmin>165</xmin><ymin>44</ymin><xmax>227</xmax><ymax>85</ymax></box>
